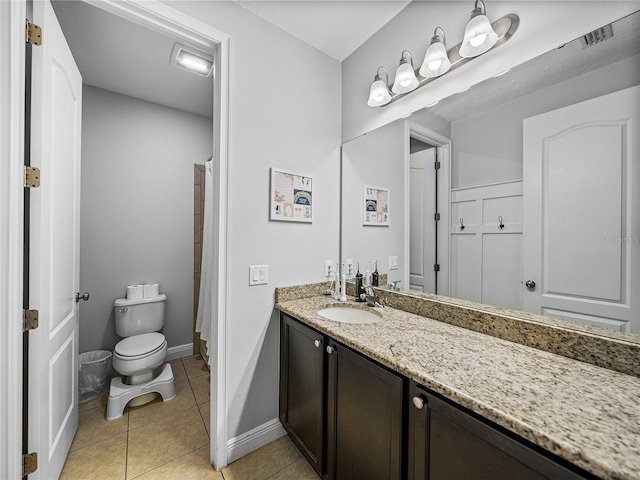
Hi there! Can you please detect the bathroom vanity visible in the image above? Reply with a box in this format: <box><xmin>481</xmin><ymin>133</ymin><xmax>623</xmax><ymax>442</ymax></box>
<box><xmin>276</xmin><ymin>284</ymin><xmax>640</xmax><ymax>480</ymax></box>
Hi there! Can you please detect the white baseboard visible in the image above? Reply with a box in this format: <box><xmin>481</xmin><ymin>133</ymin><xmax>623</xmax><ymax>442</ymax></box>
<box><xmin>227</xmin><ymin>418</ymin><xmax>286</xmax><ymax>464</ymax></box>
<box><xmin>167</xmin><ymin>343</ymin><xmax>193</xmax><ymax>361</ymax></box>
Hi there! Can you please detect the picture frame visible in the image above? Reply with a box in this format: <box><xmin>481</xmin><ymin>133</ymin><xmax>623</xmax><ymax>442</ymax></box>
<box><xmin>363</xmin><ymin>185</ymin><xmax>389</xmax><ymax>226</ymax></box>
<box><xmin>270</xmin><ymin>168</ymin><xmax>313</xmax><ymax>223</ymax></box>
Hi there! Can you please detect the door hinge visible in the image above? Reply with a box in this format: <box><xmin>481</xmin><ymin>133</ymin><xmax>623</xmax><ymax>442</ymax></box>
<box><xmin>434</xmin><ymin>213</ymin><xmax>440</xmax><ymax>221</ymax></box>
<box><xmin>434</xmin><ymin>161</ymin><xmax>441</xmax><ymax>170</ymax></box>
<box><xmin>24</xmin><ymin>166</ymin><xmax>40</xmax><ymax>188</ymax></box>
<box><xmin>23</xmin><ymin>309</ymin><xmax>39</xmax><ymax>331</ymax></box>
<box><xmin>22</xmin><ymin>452</ymin><xmax>38</xmax><ymax>476</ymax></box>
<box><xmin>26</xmin><ymin>21</ymin><xmax>42</xmax><ymax>46</ymax></box>
<box><xmin>434</xmin><ymin>264</ymin><xmax>440</xmax><ymax>272</ymax></box>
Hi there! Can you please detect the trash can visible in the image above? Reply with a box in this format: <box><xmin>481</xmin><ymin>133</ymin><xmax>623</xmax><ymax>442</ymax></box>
<box><xmin>78</xmin><ymin>350</ymin><xmax>113</xmax><ymax>403</ymax></box>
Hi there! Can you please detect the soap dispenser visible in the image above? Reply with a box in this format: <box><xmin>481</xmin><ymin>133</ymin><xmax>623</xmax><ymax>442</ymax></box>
<box><xmin>355</xmin><ymin>262</ymin><xmax>365</xmax><ymax>302</ymax></box>
<box><xmin>372</xmin><ymin>261</ymin><xmax>379</xmax><ymax>287</ymax></box>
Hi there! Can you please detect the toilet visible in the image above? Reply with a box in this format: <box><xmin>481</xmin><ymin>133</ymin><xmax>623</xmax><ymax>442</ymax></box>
<box><xmin>106</xmin><ymin>293</ymin><xmax>176</xmax><ymax>420</ymax></box>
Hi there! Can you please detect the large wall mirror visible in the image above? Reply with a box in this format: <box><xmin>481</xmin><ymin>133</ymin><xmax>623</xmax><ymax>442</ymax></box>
<box><xmin>341</xmin><ymin>10</ymin><xmax>640</xmax><ymax>337</ymax></box>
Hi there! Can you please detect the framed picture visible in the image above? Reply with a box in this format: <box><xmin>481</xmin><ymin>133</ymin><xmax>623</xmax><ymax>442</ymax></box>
<box><xmin>270</xmin><ymin>168</ymin><xmax>313</xmax><ymax>223</ymax></box>
<box><xmin>363</xmin><ymin>185</ymin><xmax>389</xmax><ymax>226</ymax></box>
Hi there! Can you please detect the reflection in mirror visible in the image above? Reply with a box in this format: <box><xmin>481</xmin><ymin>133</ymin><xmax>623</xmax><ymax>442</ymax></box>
<box><xmin>341</xmin><ymin>10</ymin><xmax>640</xmax><ymax>337</ymax></box>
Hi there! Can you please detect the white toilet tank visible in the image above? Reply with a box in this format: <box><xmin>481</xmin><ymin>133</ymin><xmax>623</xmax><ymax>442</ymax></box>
<box><xmin>114</xmin><ymin>294</ymin><xmax>167</xmax><ymax>338</ymax></box>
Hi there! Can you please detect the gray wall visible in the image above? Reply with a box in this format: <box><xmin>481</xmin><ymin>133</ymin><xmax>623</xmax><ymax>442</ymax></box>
<box><xmin>451</xmin><ymin>54</ymin><xmax>640</xmax><ymax>189</ymax></box>
<box><xmin>167</xmin><ymin>1</ymin><xmax>342</xmax><ymax>441</ymax></box>
<box><xmin>79</xmin><ymin>85</ymin><xmax>213</xmax><ymax>354</ymax></box>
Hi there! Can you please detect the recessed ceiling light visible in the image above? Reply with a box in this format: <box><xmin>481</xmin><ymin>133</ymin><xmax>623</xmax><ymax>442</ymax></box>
<box><xmin>171</xmin><ymin>43</ymin><xmax>213</xmax><ymax>78</ymax></box>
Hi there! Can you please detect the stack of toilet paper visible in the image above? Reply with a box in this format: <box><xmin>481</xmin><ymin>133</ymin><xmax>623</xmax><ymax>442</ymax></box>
<box><xmin>126</xmin><ymin>283</ymin><xmax>160</xmax><ymax>300</ymax></box>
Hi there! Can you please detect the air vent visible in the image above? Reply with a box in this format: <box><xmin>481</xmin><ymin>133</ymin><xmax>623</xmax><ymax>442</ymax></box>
<box><xmin>580</xmin><ymin>24</ymin><xmax>614</xmax><ymax>48</ymax></box>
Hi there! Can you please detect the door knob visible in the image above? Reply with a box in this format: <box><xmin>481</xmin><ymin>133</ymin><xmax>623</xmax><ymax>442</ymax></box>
<box><xmin>525</xmin><ymin>280</ymin><xmax>536</xmax><ymax>289</ymax></box>
<box><xmin>75</xmin><ymin>292</ymin><xmax>90</xmax><ymax>302</ymax></box>
<box><xmin>326</xmin><ymin>345</ymin><xmax>335</xmax><ymax>354</ymax></box>
<box><xmin>412</xmin><ymin>395</ymin><xmax>426</xmax><ymax>410</ymax></box>
<box><xmin>314</xmin><ymin>339</ymin><xmax>322</xmax><ymax>348</ymax></box>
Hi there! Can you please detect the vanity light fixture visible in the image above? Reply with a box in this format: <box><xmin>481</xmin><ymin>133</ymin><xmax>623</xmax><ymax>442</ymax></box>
<box><xmin>419</xmin><ymin>27</ymin><xmax>451</xmax><ymax>78</ymax></box>
<box><xmin>367</xmin><ymin>67</ymin><xmax>392</xmax><ymax>107</ymax></box>
<box><xmin>366</xmin><ymin>1</ymin><xmax>518</xmax><ymax>107</ymax></box>
<box><xmin>171</xmin><ymin>43</ymin><xmax>214</xmax><ymax>78</ymax></box>
<box><xmin>391</xmin><ymin>51</ymin><xmax>419</xmax><ymax>94</ymax></box>
<box><xmin>459</xmin><ymin>0</ymin><xmax>498</xmax><ymax>58</ymax></box>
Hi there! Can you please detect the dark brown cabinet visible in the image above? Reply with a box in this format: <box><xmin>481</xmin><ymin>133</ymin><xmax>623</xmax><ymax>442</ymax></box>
<box><xmin>326</xmin><ymin>339</ymin><xmax>404</xmax><ymax>480</ymax></box>
<box><xmin>408</xmin><ymin>382</ymin><xmax>590</xmax><ymax>480</ymax></box>
<box><xmin>279</xmin><ymin>314</ymin><xmax>325</xmax><ymax>475</ymax></box>
<box><xmin>279</xmin><ymin>313</ymin><xmax>404</xmax><ymax>480</ymax></box>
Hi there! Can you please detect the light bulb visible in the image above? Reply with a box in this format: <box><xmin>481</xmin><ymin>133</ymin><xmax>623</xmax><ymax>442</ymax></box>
<box><xmin>428</xmin><ymin>59</ymin><xmax>443</xmax><ymax>71</ymax></box>
<box><xmin>470</xmin><ymin>34</ymin><xmax>486</xmax><ymax>47</ymax></box>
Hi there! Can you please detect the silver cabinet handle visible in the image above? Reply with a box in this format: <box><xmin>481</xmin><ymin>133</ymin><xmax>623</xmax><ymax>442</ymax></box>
<box><xmin>314</xmin><ymin>339</ymin><xmax>322</xmax><ymax>348</ymax></box>
<box><xmin>326</xmin><ymin>345</ymin><xmax>335</xmax><ymax>354</ymax></box>
<box><xmin>75</xmin><ymin>292</ymin><xmax>90</xmax><ymax>302</ymax></box>
<box><xmin>525</xmin><ymin>280</ymin><xmax>536</xmax><ymax>289</ymax></box>
<box><xmin>412</xmin><ymin>395</ymin><xmax>425</xmax><ymax>410</ymax></box>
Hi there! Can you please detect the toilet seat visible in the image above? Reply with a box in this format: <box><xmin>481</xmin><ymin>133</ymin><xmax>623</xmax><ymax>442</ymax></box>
<box><xmin>115</xmin><ymin>332</ymin><xmax>165</xmax><ymax>358</ymax></box>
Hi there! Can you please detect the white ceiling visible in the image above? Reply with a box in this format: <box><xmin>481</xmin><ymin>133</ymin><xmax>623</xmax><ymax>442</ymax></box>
<box><xmin>51</xmin><ymin>2</ymin><xmax>638</xmax><ymax>123</ymax></box>
<box><xmin>51</xmin><ymin>1</ymin><xmax>409</xmax><ymax>118</ymax></box>
<box><xmin>234</xmin><ymin>1</ymin><xmax>410</xmax><ymax>61</ymax></box>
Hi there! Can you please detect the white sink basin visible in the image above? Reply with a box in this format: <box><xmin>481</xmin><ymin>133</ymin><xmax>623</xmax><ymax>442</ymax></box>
<box><xmin>317</xmin><ymin>306</ymin><xmax>381</xmax><ymax>324</ymax></box>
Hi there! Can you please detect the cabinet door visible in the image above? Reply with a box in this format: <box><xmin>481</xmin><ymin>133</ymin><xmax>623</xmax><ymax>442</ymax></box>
<box><xmin>279</xmin><ymin>314</ymin><xmax>325</xmax><ymax>475</ymax></box>
<box><xmin>327</xmin><ymin>340</ymin><xmax>404</xmax><ymax>480</ymax></box>
<box><xmin>408</xmin><ymin>383</ymin><xmax>588</xmax><ymax>480</ymax></box>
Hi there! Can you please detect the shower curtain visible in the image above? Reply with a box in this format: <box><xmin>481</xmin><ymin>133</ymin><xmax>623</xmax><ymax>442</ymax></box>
<box><xmin>195</xmin><ymin>159</ymin><xmax>214</xmax><ymax>365</ymax></box>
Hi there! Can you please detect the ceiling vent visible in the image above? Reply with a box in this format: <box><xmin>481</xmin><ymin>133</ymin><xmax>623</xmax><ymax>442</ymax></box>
<box><xmin>580</xmin><ymin>24</ymin><xmax>614</xmax><ymax>48</ymax></box>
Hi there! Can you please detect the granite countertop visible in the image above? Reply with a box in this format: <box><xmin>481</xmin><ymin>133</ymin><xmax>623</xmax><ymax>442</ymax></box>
<box><xmin>275</xmin><ymin>294</ymin><xmax>640</xmax><ymax>480</ymax></box>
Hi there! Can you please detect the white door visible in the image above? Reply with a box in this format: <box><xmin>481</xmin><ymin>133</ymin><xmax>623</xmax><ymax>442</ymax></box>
<box><xmin>409</xmin><ymin>146</ymin><xmax>436</xmax><ymax>293</ymax></box>
<box><xmin>28</xmin><ymin>0</ymin><xmax>82</xmax><ymax>477</ymax></box>
<box><xmin>523</xmin><ymin>86</ymin><xmax>639</xmax><ymax>333</ymax></box>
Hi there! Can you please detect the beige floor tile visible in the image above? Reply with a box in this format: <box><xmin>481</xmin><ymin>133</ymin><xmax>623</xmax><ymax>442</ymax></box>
<box><xmin>133</xmin><ymin>445</ymin><xmax>221</xmax><ymax>480</ymax></box>
<box><xmin>190</xmin><ymin>373</ymin><xmax>210</xmax><ymax>404</ymax></box>
<box><xmin>221</xmin><ymin>436</ymin><xmax>302</xmax><ymax>480</ymax></box>
<box><xmin>199</xmin><ymin>402</ymin><xmax>210</xmax><ymax>436</ymax></box>
<box><xmin>70</xmin><ymin>403</ymin><xmax>128</xmax><ymax>451</ymax></box>
<box><xmin>269</xmin><ymin>458</ymin><xmax>320</xmax><ymax>480</ymax></box>
<box><xmin>182</xmin><ymin>354</ymin><xmax>208</xmax><ymax>379</ymax></box>
<box><xmin>60</xmin><ymin>433</ymin><xmax>127</xmax><ymax>480</ymax></box>
<box><xmin>170</xmin><ymin>359</ymin><xmax>188</xmax><ymax>383</ymax></box>
<box><xmin>126</xmin><ymin>406</ymin><xmax>209</xmax><ymax>478</ymax></box>
<box><xmin>78</xmin><ymin>393</ymin><xmax>108</xmax><ymax>413</ymax></box>
<box><xmin>128</xmin><ymin>380</ymin><xmax>196</xmax><ymax>430</ymax></box>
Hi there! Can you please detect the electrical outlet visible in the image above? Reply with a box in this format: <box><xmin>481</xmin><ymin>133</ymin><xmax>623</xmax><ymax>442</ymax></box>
<box><xmin>389</xmin><ymin>256</ymin><xmax>398</xmax><ymax>270</ymax></box>
<box><xmin>324</xmin><ymin>260</ymin><xmax>334</xmax><ymax>277</ymax></box>
<box><xmin>345</xmin><ymin>258</ymin><xmax>354</xmax><ymax>276</ymax></box>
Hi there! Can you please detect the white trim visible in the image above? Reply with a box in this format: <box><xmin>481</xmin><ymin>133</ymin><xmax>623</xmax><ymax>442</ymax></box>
<box><xmin>405</xmin><ymin>122</ymin><xmax>452</xmax><ymax>297</ymax></box>
<box><xmin>226</xmin><ymin>418</ymin><xmax>287</xmax><ymax>464</ymax></box>
<box><xmin>84</xmin><ymin>0</ymin><xmax>231</xmax><ymax>469</ymax></box>
<box><xmin>0</xmin><ymin>1</ymin><xmax>26</xmax><ymax>478</ymax></box>
<box><xmin>166</xmin><ymin>343</ymin><xmax>194</xmax><ymax>361</ymax></box>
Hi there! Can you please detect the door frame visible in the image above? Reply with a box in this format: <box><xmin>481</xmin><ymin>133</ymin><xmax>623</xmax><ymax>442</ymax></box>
<box><xmin>0</xmin><ymin>0</ymin><xmax>231</xmax><ymax>475</ymax></box>
<box><xmin>0</xmin><ymin>1</ymin><xmax>27</xmax><ymax>478</ymax></box>
<box><xmin>404</xmin><ymin>122</ymin><xmax>451</xmax><ymax>296</ymax></box>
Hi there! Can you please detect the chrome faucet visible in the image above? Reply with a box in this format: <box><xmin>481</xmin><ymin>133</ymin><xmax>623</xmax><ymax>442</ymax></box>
<box><xmin>362</xmin><ymin>286</ymin><xmax>383</xmax><ymax>308</ymax></box>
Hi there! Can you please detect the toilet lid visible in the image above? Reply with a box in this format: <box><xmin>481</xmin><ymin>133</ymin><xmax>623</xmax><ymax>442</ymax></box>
<box><xmin>115</xmin><ymin>332</ymin><xmax>165</xmax><ymax>357</ymax></box>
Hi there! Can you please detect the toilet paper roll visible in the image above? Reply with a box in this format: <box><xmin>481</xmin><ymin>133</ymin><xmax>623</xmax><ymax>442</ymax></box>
<box><xmin>126</xmin><ymin>285</ymin><xmax>144</xmax><ymax>300</ymax></box>
<box><xmin>143</xmin><ymin>283</ymin><xmax>160</xmax><ymax>298</ymax></box>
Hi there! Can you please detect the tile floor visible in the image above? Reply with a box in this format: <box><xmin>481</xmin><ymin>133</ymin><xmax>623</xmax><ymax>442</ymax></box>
<box><xmin>61</xmin><ymin>354</ymin><xmax>319</xmax><ymax>480</ymax></box>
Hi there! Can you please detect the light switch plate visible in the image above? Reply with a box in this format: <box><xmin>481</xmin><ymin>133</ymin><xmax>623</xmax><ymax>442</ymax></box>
<box><xmin>249</xmin><ymin>265</ymin><xmax>268</xmax><ymax>285</ymax></box>
<box><xmin>389</xmin><ymin>256</ymin><xmax>398</xmax><ymax>270</ymax></box>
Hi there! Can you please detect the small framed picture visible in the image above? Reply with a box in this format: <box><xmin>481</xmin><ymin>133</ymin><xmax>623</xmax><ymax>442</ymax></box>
<box><xmin>363</xmin><ymin>185</ymin><xmax>389</xmax><ymax>226</ymax></box>
<box><xmin>270</xmin><ymin>168</ymin><xmax>313</xmax><ymax>223</ymax></box>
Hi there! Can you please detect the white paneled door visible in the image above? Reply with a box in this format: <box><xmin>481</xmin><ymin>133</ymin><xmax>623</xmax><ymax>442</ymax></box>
<box><xmin>409</xmin><ymin>147</ymin><xmax>436</xmax><ymax>293</ymax></box>
<box><xmin>28</xmin><ymin>0</ymin><xmax>82</xmax><ymax>478</ymax></box>
<box><xmin>523</xmin><ymin>86</ymin><xmax>639</xmax><ymax>333</ymax></box>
